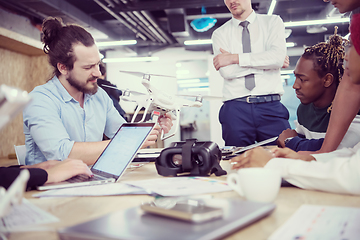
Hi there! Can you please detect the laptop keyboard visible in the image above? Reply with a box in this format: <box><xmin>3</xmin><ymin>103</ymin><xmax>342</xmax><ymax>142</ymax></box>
<box><xmin>67</xmin><ymin>174</ymin><xmax>104</xmax><ymax>183</ymax></box>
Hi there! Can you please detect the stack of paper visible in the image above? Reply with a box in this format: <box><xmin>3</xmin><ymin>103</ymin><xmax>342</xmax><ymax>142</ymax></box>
<box><xmin>269</xmin><ymin>204</ymin><xmax>360</xmax><ymax>240</ymax></box>
<box><xmin>33</xmin><ymin>183</ymin><xmax>146</xmax><ymax>198</ymax></box>
<box><xmin>0</xmin><ymin>198</ymin><xmax>58</xmax><ymax>232</ymax></box>
<box><xmin>125</xmin><ymin>177</ymin><xmax>231</xmax><ymax>196</ymax></box>
<box><xmin>33</xmin><ymin>177</ymin><xmax>232</xmax><ymax>198</ymax></box>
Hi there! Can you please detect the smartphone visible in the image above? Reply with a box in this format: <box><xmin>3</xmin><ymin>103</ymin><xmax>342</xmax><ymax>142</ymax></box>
<box><xmin>140</xmin><ymin>198</ymin><xmax>223</xmax><ymax>223</ymax></box>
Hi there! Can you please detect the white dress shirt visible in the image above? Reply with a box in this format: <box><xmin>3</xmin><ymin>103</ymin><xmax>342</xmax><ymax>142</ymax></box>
<box><xmin>211</xmin><ymin>11</ymin><xmax>286</xmax><ymax>101</ymax></box>
<box><xmin>265</xmin><ymin>143</ymin><xmax>360</xmax><ymax>195</ymax></box>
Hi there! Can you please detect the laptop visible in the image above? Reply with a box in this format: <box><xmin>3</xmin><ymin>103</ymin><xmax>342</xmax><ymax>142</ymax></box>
<box><xmin>37</xmin><ymin>122</ymin><xmax>155</xmax><ymax>190</ymax></box>
<box><xmin>58</xmin><ymin>198</ymin><xmax>276</xmax><ymax>240</ymax></box>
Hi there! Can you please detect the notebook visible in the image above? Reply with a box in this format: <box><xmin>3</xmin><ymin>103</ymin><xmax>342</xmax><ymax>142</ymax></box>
<box><xmin>222</xmin><ymin>136</ymin><xmax>278</xmax><ymax>160</ymax></box>
<box><xmin>37</xmin><ymin>122</ymin><xmax>155</xmax><ymax>190</ymax></box>
<box><xmin>58</xmin><ymin>198</ymin><xmax>276</xmax><ymax>240</ymax></box>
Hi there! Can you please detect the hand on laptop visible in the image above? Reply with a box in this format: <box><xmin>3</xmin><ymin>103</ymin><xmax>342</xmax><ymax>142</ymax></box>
<box><xmin>25</xmin><ymin>159</ymin><xmax>93</xmax><ymax>184</ymax></box>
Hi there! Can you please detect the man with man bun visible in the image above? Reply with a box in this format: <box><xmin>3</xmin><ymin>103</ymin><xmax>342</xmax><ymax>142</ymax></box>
<box><xmin>23</xmin><ymin>17</ymin><xmax>172</xmax><ymax>166</ymax></box>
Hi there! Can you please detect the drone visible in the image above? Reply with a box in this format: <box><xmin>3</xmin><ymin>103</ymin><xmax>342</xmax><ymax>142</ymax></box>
<box><xmin>102</xmin><ymin>70</ymin><xmax>222</xmax><ymax>140</ymax></box>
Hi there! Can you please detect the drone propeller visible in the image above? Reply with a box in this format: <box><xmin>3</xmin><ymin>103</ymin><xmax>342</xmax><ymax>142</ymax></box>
<box><xmin>119</xmin><ymin>70</ymin><xmax>176</xmax><ymax>79</ymax></box>
<box><xmin>100</xmin><ymin>84</ymin><xmax>146</xmax><ymax>96</ymax></box>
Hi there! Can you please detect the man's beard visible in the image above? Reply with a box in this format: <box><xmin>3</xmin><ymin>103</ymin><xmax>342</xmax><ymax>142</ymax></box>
<box><xmin>67</xmin><ymin>74</ymin><xmax>98</xmax><ymax>95</ymax></box>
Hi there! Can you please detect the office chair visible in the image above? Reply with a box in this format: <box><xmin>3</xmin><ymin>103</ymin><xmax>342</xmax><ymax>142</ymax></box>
<box><xmin>14</xmin><ymin>145</ymin><xmax>26</xmax><ymax>165</ymax></box>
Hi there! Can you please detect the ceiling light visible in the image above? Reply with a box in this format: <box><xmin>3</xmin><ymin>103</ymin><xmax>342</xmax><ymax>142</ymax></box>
<box><xmin>85</xmin><ymin>27</ymin><xmax>109</xmax><ymax>40</ymax></box>
<box><xmin>281</xmin><ymin>75</ymin><xmax>291</xmax><ymax>79</ymax></box>
<box><xmin>190</xmin><ymin>17</ymin><xmax>217</xmax><ymax>32</ymax></box>
<box><xmin>284</xmin><ymin>17</ymin><xmax>350</xmax><ymax>27</ymax></box>
<box><xmin>102</xmin><ymin>57</ymin><xmax>159</xmax><ymax>63</ymax></box>
<box><xmin>179</xmin><ymin>82</ymin><xmax>209</xmax><ymax>88</ymax></box>
<box><xmin>176</xmin><ymin>70</ymin><xmax>190</xmax><ymax>75</ymax></box>
<box><xmin>187</xmin><ymin>87</ymin><xmax>210</xmax><ymax>92</ymax></box>
<box><xmin>96</xmin><ymin>40</ymin><xmax>137</xmax><ymax>47</ymax></box>
<box><xmin>177</xmin><ymin>79</ymin><xmax>201</xmax><ymax>84</ymax></box>
<box><xmin>267</xmin><ymin>0</ymin><xmax>277</xmax><ymax>15</ymax></box>
<box><xmin>286</xmin><ymin>42</ymin><xmax>296</xmax><ymax>47</ymax></box>
<box><xmin>184</xmin><ymin>39</ymin><xmax>212</xmax><ymax>45</ymax></box>
<box><xmin>306</xmin><ymin>26</ymin><xmax>328</xmax><ymax>34</ymax></box>
<box><xmin>281</xmin><ymin>70</ymin><xmax>294</xmax><ymax>75</ymax></box>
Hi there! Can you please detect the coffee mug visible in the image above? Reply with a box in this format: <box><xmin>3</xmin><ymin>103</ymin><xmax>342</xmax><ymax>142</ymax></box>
<box><xmin>227</xmin><ymin>168</ymin><xmax>281</xmax><ymax>203</ymax></box>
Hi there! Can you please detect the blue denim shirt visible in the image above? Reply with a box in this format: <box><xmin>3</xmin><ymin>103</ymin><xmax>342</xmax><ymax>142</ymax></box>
<box><xmin>23</xmin><ymin>76</ymin><xmax>126</xmax><ymax>165</ymax></box>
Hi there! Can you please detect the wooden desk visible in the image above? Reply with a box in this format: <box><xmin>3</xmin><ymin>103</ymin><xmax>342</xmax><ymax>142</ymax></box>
<box><xmin>0</xmin><ymin>158</ymin><xmax>18</xmax><ymax>167</ymax></box>
<box><xmin>5</xmin><ymin>161</ymin><xmax>360</xmax><ymax>240</ymax></box>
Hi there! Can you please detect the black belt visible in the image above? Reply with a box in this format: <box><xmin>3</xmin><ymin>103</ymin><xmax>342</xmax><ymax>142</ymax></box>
<box><xmin>233</xmin><ymin>94</ymin><xmax>281</xmax><ymax>103</ymax></box>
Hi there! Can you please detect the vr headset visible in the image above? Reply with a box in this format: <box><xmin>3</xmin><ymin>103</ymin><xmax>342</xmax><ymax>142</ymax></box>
<box><xmin>155</xmin><ymin>139</ymin><xmax>227</xmax><ymax>177</ymax></box>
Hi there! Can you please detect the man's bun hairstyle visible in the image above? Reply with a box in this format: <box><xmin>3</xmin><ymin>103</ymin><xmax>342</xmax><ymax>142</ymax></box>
<box><xmin>42</xmin><ymin>17</ymin><xmax>63</xmax><ymax>54</ymax></box>
<box><xmin>41</xmin><ymin>17</ymin><xmax>95</xmax><ymax>77</ymax></box>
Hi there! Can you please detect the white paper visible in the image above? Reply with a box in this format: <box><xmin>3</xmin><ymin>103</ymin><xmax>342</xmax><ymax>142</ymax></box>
<box><xmin>0</xmin><ymin>198</ymin><xmax>59</xmax><ymax>232</ymax></box>
<box><xmin>125</xmin><ymin>177</ymin><xmax>232</xmax><ymax>196</ymax></box>
<box><xmin>33</xmin><ymin>183</ymin><xmax>146</xmax><ymax>198</ymax></box>
<box><xmin>269</xmin><ymin>204</ymin><xmax>360</xmax><ymax>240</ymax></box>
<box><xmin>136</xmin><ymin>148</ymin><xmax>162</xmax><ymax>158</ymax></box>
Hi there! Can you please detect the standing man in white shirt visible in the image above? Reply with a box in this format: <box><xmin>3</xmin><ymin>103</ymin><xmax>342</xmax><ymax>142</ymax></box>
<box><xmin>212</xmin><ymin>0</ymin><xmax>290</xmax><ymax>147</ymax></box>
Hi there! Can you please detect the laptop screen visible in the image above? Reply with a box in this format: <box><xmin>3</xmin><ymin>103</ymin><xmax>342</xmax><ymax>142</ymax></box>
<box><xmin>91</xmin><ymin>123</ymin><xmax>155</xmax><ymax>178</ymax></box>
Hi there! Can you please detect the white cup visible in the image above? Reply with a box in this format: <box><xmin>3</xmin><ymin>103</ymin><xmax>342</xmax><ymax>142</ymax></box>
<box><xmin>227</xmin><ymin>168</ymin><xmax>281</xmax><ymax>203</ymax></box>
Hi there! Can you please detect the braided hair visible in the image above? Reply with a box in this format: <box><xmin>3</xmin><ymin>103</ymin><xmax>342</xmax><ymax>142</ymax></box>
<box><xmin>302</xmin><ymin>27</ymin><xmax>347</xmax><ymax>87</ymax></box>
<box><xmin>41</xmin><ymin>17</ymin><xmax>95</xmax><ymax>77</ymax></box>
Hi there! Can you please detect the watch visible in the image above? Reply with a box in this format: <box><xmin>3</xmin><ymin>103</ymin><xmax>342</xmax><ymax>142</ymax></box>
<box><xmin>284</xmin><ymin>137</ymin><xmax>294</xmax><ymax>145</ymax></box>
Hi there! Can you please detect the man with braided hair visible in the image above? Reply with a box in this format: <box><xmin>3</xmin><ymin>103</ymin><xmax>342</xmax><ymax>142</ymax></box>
<box><xmin>277</xmin><ymin>29</ymin><xmax>360</xmax><ymax>151</ymax></box>
<box><xmin>229</xmin><ymin>14</ymin><xmax>360</xmax><ymax>195</ymax></box>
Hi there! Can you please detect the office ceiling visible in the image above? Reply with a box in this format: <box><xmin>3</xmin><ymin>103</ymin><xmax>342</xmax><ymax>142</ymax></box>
<box><xmin>0</xmin><ymin>0</ymin><xmax>351</xmax><ymax>65</ymax></box>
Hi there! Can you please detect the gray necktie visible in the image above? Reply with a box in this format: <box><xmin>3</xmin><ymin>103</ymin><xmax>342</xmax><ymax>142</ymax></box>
<box><xmin>240</xmin><ymin>21</ymin><xmax>255</xmax><ymax>91</ymax></box>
